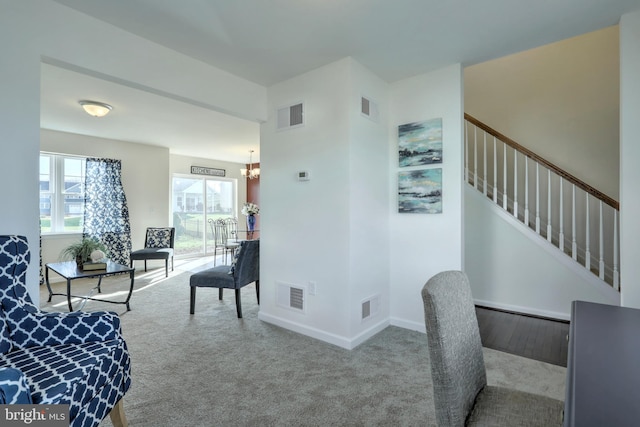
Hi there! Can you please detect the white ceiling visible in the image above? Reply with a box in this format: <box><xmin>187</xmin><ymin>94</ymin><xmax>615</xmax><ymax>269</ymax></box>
<box><xmin>43</xmin><ymin>0</ymin><xmax>640</xmax><ymax>163</ymax></box>
<box><xmin>41</xmin><ymin>63</ymin><xmax>260</xmax><ymax>163</ymax></box>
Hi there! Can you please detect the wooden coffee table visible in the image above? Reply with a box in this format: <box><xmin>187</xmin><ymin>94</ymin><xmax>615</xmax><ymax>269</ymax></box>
<box><xmin>44</xmin><ymin>260</ymin><xmax>135</xmax><ymax>312</ymax></box>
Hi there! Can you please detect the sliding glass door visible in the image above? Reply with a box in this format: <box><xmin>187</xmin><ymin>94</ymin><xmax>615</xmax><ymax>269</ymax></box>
<box><xmin>171</xmin><ymin>175</ymin><xmax>236</xmax><ymax>257</ymax></box>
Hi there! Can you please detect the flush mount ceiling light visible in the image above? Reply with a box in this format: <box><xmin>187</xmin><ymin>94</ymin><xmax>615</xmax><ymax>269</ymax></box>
<box><xmin>240</xmin><ymin>150</ymin><xmax>260</xmax><ymax>179</ymax></box>
<box><xmin>79</xmin><ymin>100</ymin><xmax>112</xmax><ymax>117</ymax></box>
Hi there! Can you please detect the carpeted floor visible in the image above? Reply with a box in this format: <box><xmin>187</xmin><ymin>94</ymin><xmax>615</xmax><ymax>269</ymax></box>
<box><xmin>40</xmin><ymin>260</ymin><xmax>565</xmax><ymax>426</ymax></box>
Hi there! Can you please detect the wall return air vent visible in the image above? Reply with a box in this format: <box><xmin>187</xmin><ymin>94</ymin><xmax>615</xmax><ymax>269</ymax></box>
<box><xmin>276</xmin><ymin>281</ymin><xmax>305</xmax><ymax>313</ymax></box>
<box><xmin>361</xmin><ymin>96</ymin><xmax>379</xmax><ymax>122</ymax></box>
<box><xmin>361</xmin><ymin>295</ymin><xmax>380</xmax><ymax>321</ymax></box>
<box><xmin>277</xmin><ymin>102</ymin><xmax>304</xmax><ymax>130</ymax></box>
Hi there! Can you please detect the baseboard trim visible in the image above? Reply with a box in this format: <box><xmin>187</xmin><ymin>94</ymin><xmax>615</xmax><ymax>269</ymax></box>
<box><xmin>390</xmin><ymin>317</ymin><xmax>426</xmax><ymax>333</ymax></box>
<box><xmin>474</xmin><ymin>299</ymin><xmax>571</xmax><ymax>321</ymax></box>
<box><xmin>475</xmin><ymin>302</ymin><xmax>570</xmax><ymax>323</ymax></box>
<box><xmin>258</xmin><ymin>311</ymin><xmax>390</xmax><ymax>350</ymax></box>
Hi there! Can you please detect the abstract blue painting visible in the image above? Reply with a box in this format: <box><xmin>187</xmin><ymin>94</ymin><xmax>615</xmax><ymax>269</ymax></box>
<box><xmin>398</xmin><ymin>168</ymin><xmax>442</xmax><ymax>213</ymax></box>
<box><xmin>398</xmin><ymin>118</ymin><xmax>443</xmax><ymax>167</ymax></box>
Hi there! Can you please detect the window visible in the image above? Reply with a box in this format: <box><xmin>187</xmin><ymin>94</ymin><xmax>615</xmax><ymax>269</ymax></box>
<box><xmin>40</xmin><ymin>153</ymin><xmax>86</xmax><ymax>233</ymax></box>
<box><xmin>171</xmin><ymin>175</ymin><xmax>236</xmax><ymax>257</ymax></box>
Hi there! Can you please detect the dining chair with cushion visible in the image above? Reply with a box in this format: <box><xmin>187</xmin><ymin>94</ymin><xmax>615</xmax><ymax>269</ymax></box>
<box><xmin>421</xmin><ymin>270</ymin><xmax>563</xmax><ymax>427</ymax></box>
<box><xmin>189</xmin><ymin>239</ymin><xmax>259</xmax><ymax>318</ymax></box>
<box><xmin>129</xmin><ymin>227</ymin><xmax>175</xmax><ymax>277</ymax></box>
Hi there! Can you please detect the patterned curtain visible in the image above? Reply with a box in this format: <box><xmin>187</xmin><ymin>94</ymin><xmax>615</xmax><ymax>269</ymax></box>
<box><xmin>83</xmin><ymin>158</ymin><xmax>132</xmax><ymax>266</ymax></box>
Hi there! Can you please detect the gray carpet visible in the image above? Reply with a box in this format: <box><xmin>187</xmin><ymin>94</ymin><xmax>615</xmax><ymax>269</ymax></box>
<box><xmin>40</xmin><ymin>261</ymin><xmax>565</xmax><ymax>426</ymax></box>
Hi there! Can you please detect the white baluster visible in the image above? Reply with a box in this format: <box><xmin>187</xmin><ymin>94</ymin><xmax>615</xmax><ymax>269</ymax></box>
<box><xmin>572</xmin><ymin>185</ymin><xmax>577</xmax><ymax>260</ymax></box>
<box><xmin>513</xmin><ymin>150</ymin><xmax>518</xmax><ymax>218</ymax></box>
<box><xmin>599</xmin><ymin>201</ymin><xmax>604</xmax><ymax>280</ymax></box>
<box><xmin>473</xmin><ymin>126</ymin><xmax>478</xmax><ymax>190</ymax></box>
<box><xmin>547</xmin><ymin>169</ymin><xmax>552</xmax><ymax>242</ymax></box>
<box><xmin>535</xmin><ymin>163</ymin><xmax>540</xmax><ymax>233</ymax></box>
<box><xmin>524</xmin><ymin>157</ymin><xmax>529</xmax><ymax>226</ymax></box>
<box><xmin>503</xmin><ymin>143</ymin><xmax>507</xmax><ymax>210</ymax></box>
<box><xmin>463</xmin><ymin>118</ymin><xmax>620</xmax><ymax>289</ymax></box>
<box><xmin>585</xmin><ymin>194</ymin><xmax>591</xmax><ymax>271</ymax></box>
<box><xmin>493</xmin><ymin>137</ymin><xmax>497</xmax><ymax>203</ymax></box>
<box><xmin>559</xmin><ymin>178</ymin><xmax>564</xmax><ymax>252</ymax></box>
<box><xmin>613</xmin><ymin>210</ymin><xmax>619</xmax><ymax>290</ymax></box>
<box><xmin>465</xmin><ymin>121</ymin><xmax>469</xmax><ymax>182</ymax></box>
<box><xmin>483</xmin><ymin>131</ymin><xmax>487</xmax><ymax>196</ymax></box>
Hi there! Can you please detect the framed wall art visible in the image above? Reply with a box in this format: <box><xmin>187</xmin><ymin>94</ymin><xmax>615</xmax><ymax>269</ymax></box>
<box><xmin>398</xmin><ymin>168</ymin><xmax>442</xmax><ymax>213</ymax></box>
<box><xmin>398</xmin><ymin>118</ymin><xmax>443</xmax><ymax>167</ymax></box>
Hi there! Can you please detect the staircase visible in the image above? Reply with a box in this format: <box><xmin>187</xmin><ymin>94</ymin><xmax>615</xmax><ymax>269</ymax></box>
<box><xmin>464</xmin><ymin>114</ymin><xmax>620</xmax><ymax>290</ymax></box>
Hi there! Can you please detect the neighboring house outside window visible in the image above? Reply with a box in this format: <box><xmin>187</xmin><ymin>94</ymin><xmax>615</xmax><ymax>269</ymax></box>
<box><xmin>40</xmin><ymin>153</ymin><xmax>86</xmax><ymax>234</ymax></box>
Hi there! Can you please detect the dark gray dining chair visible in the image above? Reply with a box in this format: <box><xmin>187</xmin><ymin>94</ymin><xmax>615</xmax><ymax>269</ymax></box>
<box><xmin>189</xmin><ymin>239</ymin><xmax>259</xmax><ymax>318</ymax></box>
<box><xmin>421</xmin><ymin>271</ymin><xmax>563</xmax><ymax>426</ymax></box>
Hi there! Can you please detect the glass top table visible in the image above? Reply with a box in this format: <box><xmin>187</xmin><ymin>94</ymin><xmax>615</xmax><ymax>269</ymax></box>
<box><xmin>44</xmin><ymin>260</ymin><xmax>135</xmax><ymax>312</ymax></box>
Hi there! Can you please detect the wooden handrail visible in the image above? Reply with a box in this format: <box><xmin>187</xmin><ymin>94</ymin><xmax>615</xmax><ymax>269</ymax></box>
<box><xmin>464</xmin><ymin>113</ymin><xmax>619</xmax><ymax>210</ymax></box>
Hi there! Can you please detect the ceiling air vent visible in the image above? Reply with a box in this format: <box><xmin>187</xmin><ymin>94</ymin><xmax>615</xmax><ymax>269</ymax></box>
<box><xmin>277</xmin><ymin>102</ymin><xmax>304</xmax><ymax>130</ymax></box>
<box><xmin>361</xmin><ymin>96</ymin><xmax>379</xmax><ymax>122</ymax></box>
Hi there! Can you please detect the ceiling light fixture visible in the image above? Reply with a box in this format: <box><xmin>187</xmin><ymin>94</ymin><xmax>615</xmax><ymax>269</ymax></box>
<box><xmin>79</xmin><ymin>100</ymin><xmax>113</xmax><ymax>117</ymax></box>
<box><xmin>240</xmin><ymin>150</ymin><xmax>260</xmax><ymax>179</ymax></box>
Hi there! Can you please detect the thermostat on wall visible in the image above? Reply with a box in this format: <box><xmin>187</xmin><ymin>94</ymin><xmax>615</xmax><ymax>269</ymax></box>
<box><xmin>297</xmin><ymin>171</ymin><xmax>310</xmax><ymax>181</ymax></box>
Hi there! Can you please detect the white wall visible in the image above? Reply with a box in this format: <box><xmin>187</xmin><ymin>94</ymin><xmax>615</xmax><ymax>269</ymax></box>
<box><xmin>346</xmin><ymin>60</ymin><xmax>391</xmax><ymax>345</ymax></box>
<box><xmin>0</xmin><ymin>3</ymin><xmax>41</xmax><ymax>297</ymax></box>
<box><xmin>465</xmin><ymin>26</ymin><xmax>620</xmax><ymax>198</ymax></box>
<box><xmin>465</xmin><ymin>186</ymin><xmax>620</xmax><ymax>319</ymax></box>
<box><xmin>40</xmin><ymin>129</ymin><xmax>170</xmax><ymax>269</ymax></box>
<box><xmin>259</xmin><ymin>59</ymin><xmax>353</xmax><ymax>345</ymax></box>
<box><xmin>258</xmin><ymin>58</ymin><xmax>392</xmax><ymax>348</ymax></box>
<box><xmin>260</xmin><ymin>60</ymin><xmax>464</xmax><ymax>345</ymax></box>
<box><xmin>0</xmin><ymin>1</ymin><xmax>265</xmax><ymax>303</ymax></box>
<box><xmin>389</xmin><ymin>64</ymin><xmax>464</xmax><ymax>332</ymax></box>
<box><xmin>619</xmin><ymin>10</ymin><xmax>640</xmax><ymax>308</ymax></box>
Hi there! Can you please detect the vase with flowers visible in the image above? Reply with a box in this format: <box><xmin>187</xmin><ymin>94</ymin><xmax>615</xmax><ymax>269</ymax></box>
<box><xmin>241</xmin><ymin>202</ymin><xmax>260</xmax><ymax>232</ymax></box>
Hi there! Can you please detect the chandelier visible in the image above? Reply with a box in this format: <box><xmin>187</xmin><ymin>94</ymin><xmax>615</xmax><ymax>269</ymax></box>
<box><xmin>240</xmin><ymin>150</ymin><xmax>260</xmax><ymax>179</ymax></box>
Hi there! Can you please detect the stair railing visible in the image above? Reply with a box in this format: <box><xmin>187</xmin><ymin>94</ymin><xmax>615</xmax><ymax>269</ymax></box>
<box><xmin>464</xmin><ymin>113</ymin><xmax>620</xmax><ymax>290</ymax></box>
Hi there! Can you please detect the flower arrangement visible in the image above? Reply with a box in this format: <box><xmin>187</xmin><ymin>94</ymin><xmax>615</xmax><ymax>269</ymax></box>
<box><xmin>242</xmin><ymin>202</ymin><xmax>260</xmax><ymax>216</ymax></box>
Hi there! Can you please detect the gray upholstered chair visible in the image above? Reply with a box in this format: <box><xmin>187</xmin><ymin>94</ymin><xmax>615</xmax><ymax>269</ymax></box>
<box><xmin>129</xmin><ymin>227</ymin><xmax>175</xmax><ymax>277</ymax></box>
<box><xmin>189</xmin><ymin>239</ymin><xmax>259</xmax><ymax>318</ymax></box>
<box><xmin>421</xmin><ymin>271</ymin><xmax>563</xmax><ymax>426</ymax></box>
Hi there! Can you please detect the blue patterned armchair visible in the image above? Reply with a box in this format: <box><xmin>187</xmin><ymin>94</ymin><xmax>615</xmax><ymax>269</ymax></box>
<box><xmin>0</xmin><ymin>235</ymin><xmax>131</xmax><ymax>427</ymax></box>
